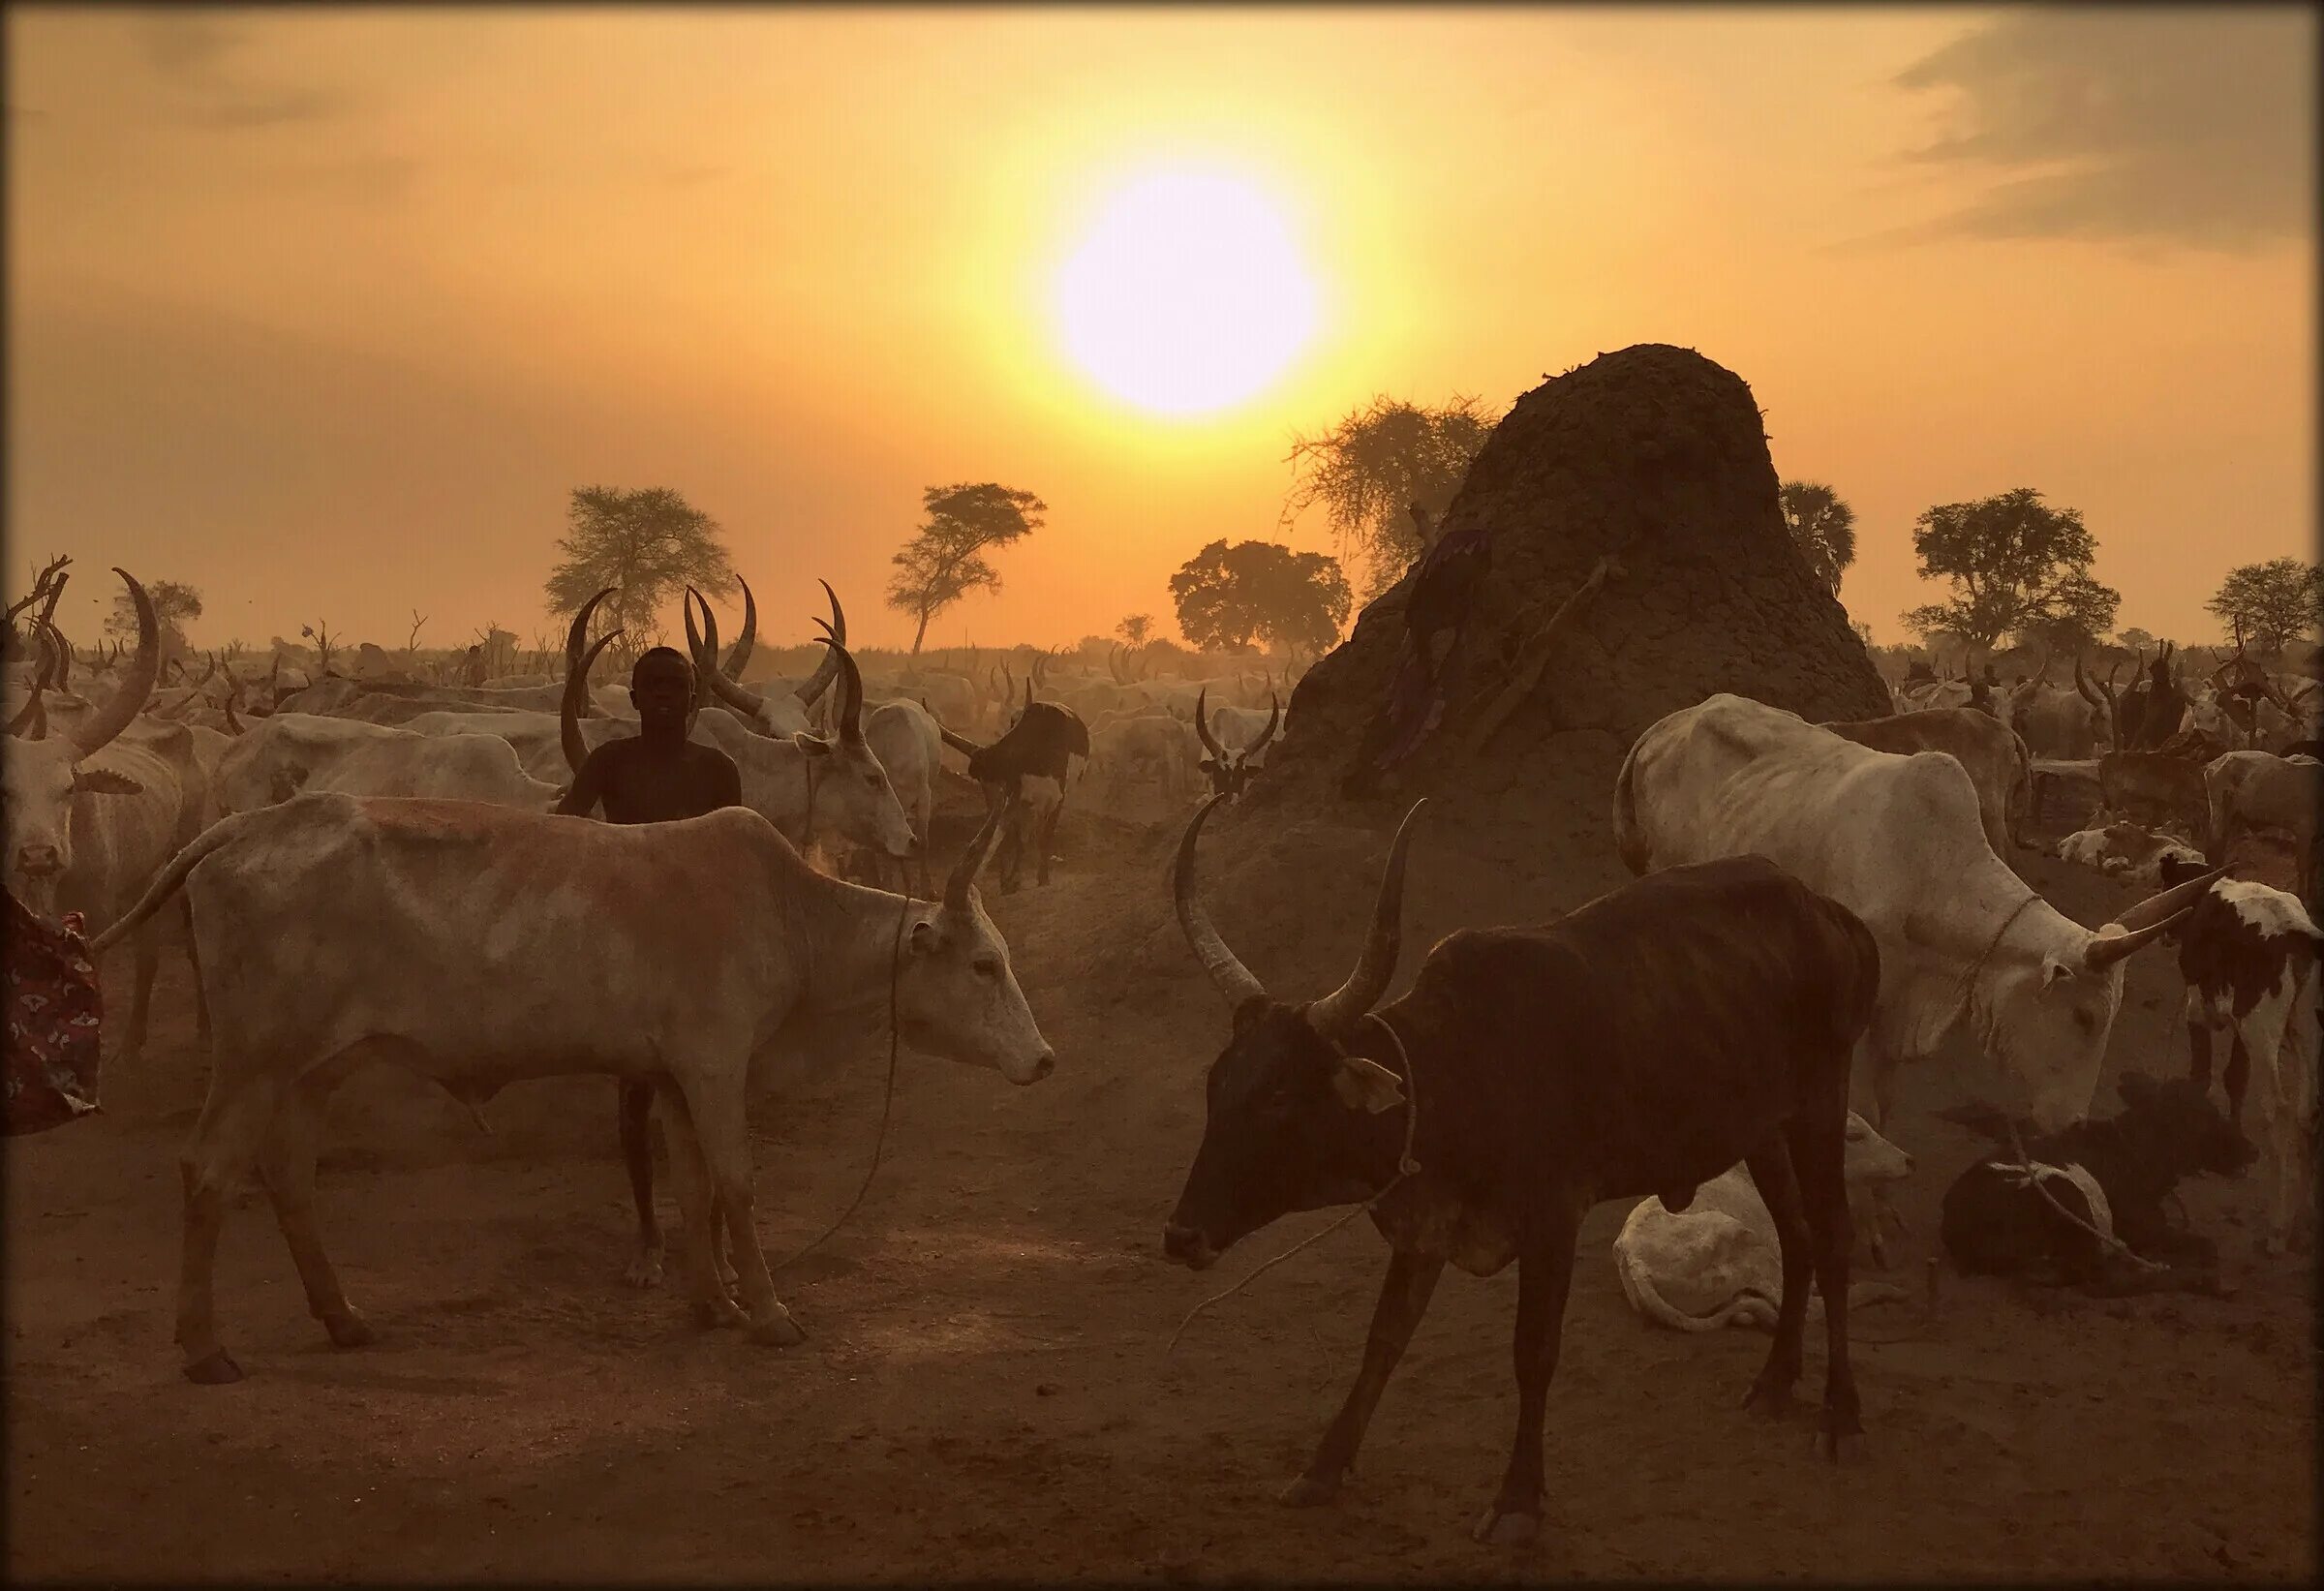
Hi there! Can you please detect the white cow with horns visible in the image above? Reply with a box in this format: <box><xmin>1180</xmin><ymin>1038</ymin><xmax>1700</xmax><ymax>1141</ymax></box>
<box><xmin>1614</xmin><ymin>694</ymin><xmax>2219</xmax><ymax>1243</ymax></box>
<box><xmin>92</xmin><ymin>790</ymin><xmax>1055</xmax><ymax>1385</ymax></box>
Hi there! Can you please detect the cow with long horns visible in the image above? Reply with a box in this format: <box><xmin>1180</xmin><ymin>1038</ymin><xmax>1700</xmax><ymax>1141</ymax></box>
<box><xmin>1163</xmin><ymin>798</ymin><xmax>1883</xmax><ymax>1543</ymax></box>
<box><xmin>1193</xmin><ymin>686</ymin><xmax>1280</xmax><ymax>801</ymax></box>
<box><xmin>89</xmin><ymin>784</ymin><xmax>1054</xmax><ymax>1385</ymax></box>
<box><xmin>5</xmin><ymin>568</ymin><xmax>210</xmax><ymax>1059</ymax></box>
<box><xmin>937</xmin><ymin>679</ymin><xmax>1089</xmax><ymax>889</ymax></box>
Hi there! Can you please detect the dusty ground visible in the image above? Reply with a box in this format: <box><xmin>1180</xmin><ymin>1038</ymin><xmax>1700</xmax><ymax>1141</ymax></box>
<box><xmin>6</xmin><ymin>806</ymin><xmax>2314</xmax><ymax>1583</ymax></box>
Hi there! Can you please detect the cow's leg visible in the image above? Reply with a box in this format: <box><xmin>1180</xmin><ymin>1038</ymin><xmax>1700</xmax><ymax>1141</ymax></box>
<box><xmin>1788</xmin><ymin>1108</ymin><xmax>1863</xmax><ymax>1461</ymax></box>
<box><xmin>182</xmin><ymin>898</ymin><xmax>212</xmax><ymax>1049</ymax></box>
<box><xmin>117</xmin><ymin>915</ymin><xmax>165</xmax><ymax>1062</ymax></box>
<box><xmin>2184</xmin><ymin>988</ymin><xmax>2215</xmax><ymax>1097</ymax></box>
<box><xmin>255</xmin><ymin>1075</ymin><xmax>370</xmax><ymax>1349</ymax></box>
<box><xmin>618</xmin><ymin>1081</ymin><xmax>663</xmax><ymax>1288</ymax></box>
<box><xmin>673</xmin><ymin>1071</ymin><xmax>801</xmax><ymax>1348</ymax></box>
<box><xmin>1474</xmin><ymin>1216</ymin><xmax>1581</xmax><ymax>1545</ymax></box>
<box><xmin>1281</xmin><ymin>1249</ymin><xmax>1445</xmax><ymax>1509</ymax></box>
<box><xmin>1740</xmin><ymin>1133</ymin><xmax>1810</xmax><ymax>1419</ymax></box>
<box><xmin>2223</xmin><ymin>1032</ymin><xmax>2251</xmax><ymax>1136</ymax></box>
<box><xmin>653</xmin><ymin>1080</ymin><xmax>743</xmax><ymax>1331</ymax></box>
<box><xmin>175</xmin><ymin>1073</ymin><xmax>284</xmax><ymax>1383</ymax></box>
<box><xmin>1037</xmin><ymin>801</ymin><xmax>1063</xmax><ymax>885</ymax></box>
<box><xmin>1850</xmin><ymin>1036</ymin><xmax>1900</xmax><ymax>1270</ymax></box>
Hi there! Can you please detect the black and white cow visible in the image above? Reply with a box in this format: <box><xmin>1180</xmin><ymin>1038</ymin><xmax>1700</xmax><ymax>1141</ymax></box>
<box><xmin>1162</xmin><ymin>798</ymin><xmax>1882</xmax><ymax>1544</ymax></box>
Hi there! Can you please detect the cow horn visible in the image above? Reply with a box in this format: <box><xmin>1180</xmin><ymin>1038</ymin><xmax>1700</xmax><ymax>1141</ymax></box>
<box><xmin>223</xmin><ymin>673</ymin><xmax>246</xmax><ymax>735</ymax></box>
<box><xmin>937</xmin><ymin>721</ymin><xmax>984</xmax><ymax>758</ymax></box>
<box><xmin>789</xmin><ymin>579</ymin><xmax>846</xmax><ymax>707</ymax></box>
<box><xmin>562</xmin><ymin>629</ymin><xmax>620</xmax><ymax>775</ymax></box>
<box><xmin>49</xmin><ymin>623</ymin><xmax>73</xmax><ymax>689</ymax></box>
<box><xmin>1305</xmin><ymin>799</ymin><xmax>1427</xmax><ymax>1041</ymax></box>
<box><xmin>722</xmin><ymin>575</ymin><xmax>757</xmax><ymax>680</ymax></box>
<box><xmin>685</xmin><ymin>589</ymin><xmax>740</xmax><ymax>723</ymax></box>
<box><xmin>821</xmin><ymin>635</ymin><xmax>867</xmax><ymax>743</ymax></box>
<box><xmin>67</xmin><ymin>568</ymin><xmax>160</xmax><ymax>758</ymax></box>
<box><xmin>1173</xmin><ymin>795</ymin><xmax>1269</xmax><ymax>1012</ymax></box>
<box><xmin>1024</xmin><ymin>675</ymin><xmax>1033</xmax><ymax>711</ymax></box>
<box><xmin>2081</xmin><ymin>866</ymin><xmax>2226</xmax><ymax>971</ymax></box>
<box><xmin>566</xmin><ymin>587</ymin><xmax>615</xmax><ymax>717</ymax></box>
<box><xmin>1257</xmin><ymin>690</ymin><xmax>1281</xmax><ymax>750</ymax></box>
<box><xmin>944</xmin><ymin>793</ymin><xmax>1011</xmax><ymax>912</ymax></box>
<box><xmin>1193</xmin><ymin>684</ymin><xmax>1223</xmax><ymax>758</ymax></box>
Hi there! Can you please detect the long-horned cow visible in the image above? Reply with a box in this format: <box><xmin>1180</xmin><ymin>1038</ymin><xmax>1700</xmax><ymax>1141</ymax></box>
<box><xmin>91</xmin><ymin>791</ymin><xmax>1053</xmax><ymax>1385</ymax></box>
<box><xmin>1165</xmin><ymin>799</ymin><xmax>1882</xmax><ymax>1543</ymax></box>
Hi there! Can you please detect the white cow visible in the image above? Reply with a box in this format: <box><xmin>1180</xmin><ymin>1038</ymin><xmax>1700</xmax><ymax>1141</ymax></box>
<box><xmin>92</xmin><ymin>793</ymin><xmax>1054</xmax><ymax>1384</ymax></box>
<box><xmin>1084</xmin><ymin>712</ymin><xmax>1203</xmax><ymax>815</ymax></box>
<box><xmin>2054</xmin><ymin>821</ymin><xmax>2205</xmax><ymax>887</ymax></box>
<box><xmin>211</xmin><ymin>714</ymin><xmax>561</xmax><ymax>815</ymax></box>
<box><xmin>1613</xmin><ymin>1112</ymin><xmax>1915</xmax><ymax>1330</ymax></box>
<box><xmin>4</xmin><ymin>570</ymin><xmax>208</xmax><ymax>1058</ymax></box>
<box><xmin>1614</xmin><ymin>694</ymin><xmax>2216</xmax><ymax>1142</ymax></box>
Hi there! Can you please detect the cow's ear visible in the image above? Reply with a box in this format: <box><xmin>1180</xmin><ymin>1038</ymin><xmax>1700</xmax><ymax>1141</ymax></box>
<box><xmin>908</xmin><ymin>917</ymin><xmax>945</xmax><ymax>957</ymax></box>
<box><xmin>1332</xmin><ymin>1055</ymin><xmax>1405</xmax><ymax>1115</ymax></box>
<box><xmin>2038</xmin><ymin>952</ymin><xmax>2076</xmax><ymax>988</ymax></box>
<box><xmin>791</xmin><ymin>732</ymin><xmax>834</xmax><ymax>758</ymax></box>
<box><xmin>73</xmin><ymin>768</ymin><xmax>142</xmax><ymax>796</ymax></box>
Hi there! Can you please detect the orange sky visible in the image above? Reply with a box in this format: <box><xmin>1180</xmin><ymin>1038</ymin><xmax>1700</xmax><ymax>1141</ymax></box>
<box><xmin>6</xmin><ymin>6</ymin><xmax>2313</xmax><ymax>656</ymax></box>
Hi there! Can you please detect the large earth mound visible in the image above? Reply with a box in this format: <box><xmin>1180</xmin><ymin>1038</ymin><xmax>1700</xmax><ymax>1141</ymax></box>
<box><xmin>1082</xmin><ymin>344</ymin><xmax>1893</xmax><ymax>1003</ymax></box>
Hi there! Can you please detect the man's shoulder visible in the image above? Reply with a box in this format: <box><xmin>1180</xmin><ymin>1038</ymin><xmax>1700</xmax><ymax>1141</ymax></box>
<box><xmin>687</xmin><ymin>739</ymin><xmax>742</xmax><ymax>772</ymax></box>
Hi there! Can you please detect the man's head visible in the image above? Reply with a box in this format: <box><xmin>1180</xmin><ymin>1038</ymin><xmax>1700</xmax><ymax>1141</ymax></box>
<box><xmin>629</xmin><ymin>646</ymin><xmax>695</xmax><ymax>733</ymax></box>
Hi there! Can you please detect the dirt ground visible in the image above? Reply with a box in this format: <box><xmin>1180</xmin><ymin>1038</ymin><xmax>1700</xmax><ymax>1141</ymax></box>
<box><xmin>5</xmin><ymin>805</ymin><xmax>2314</xmax><ymax>1583</ymax></box>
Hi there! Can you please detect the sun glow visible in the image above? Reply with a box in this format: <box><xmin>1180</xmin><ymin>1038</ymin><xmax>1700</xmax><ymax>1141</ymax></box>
<box><xmin>1051</xmin><ymin>168</ymin><xmax>1321</xmax><ymax>418</ymax></box>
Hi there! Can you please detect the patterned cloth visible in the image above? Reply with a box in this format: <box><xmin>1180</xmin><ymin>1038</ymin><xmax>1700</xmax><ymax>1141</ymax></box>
<box><xmin>5</xmin><ymin>889</ymin><xmax>104</xmax><ymax>1136</ymax></box>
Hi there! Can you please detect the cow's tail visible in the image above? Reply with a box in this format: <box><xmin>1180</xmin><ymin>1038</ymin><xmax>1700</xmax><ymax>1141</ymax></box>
<box><xmin>1610</xmin><ymin>737</ymin><xmax>1653</xmax><ymax>876</ymax></box>
<box><xmin>91</xmin><ymin>811</ymin><xmax>253</xmax><ymax>955</ymax></box>
<box><xmin>1612</xmin><ymin>1238</ymin><xmax>1772</xmax><ymax>1331</ymax></box>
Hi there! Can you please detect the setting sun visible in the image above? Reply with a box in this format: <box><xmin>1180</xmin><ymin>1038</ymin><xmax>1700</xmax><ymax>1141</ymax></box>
<box><xmin>1051</xmin><ymin>168</ymin><xmax>1320</xmax><ymax>417</ymax></box>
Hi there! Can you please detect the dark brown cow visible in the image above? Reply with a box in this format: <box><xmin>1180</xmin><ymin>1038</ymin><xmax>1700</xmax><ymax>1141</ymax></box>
<box><xmin>1162</xmin><ymin>799</ymin><xmax>1882</xmax><ymax>1544</ymax></box>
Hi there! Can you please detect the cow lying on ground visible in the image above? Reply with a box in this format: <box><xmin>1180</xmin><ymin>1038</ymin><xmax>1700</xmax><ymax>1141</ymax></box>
<box><xmin>2054</xmin><ymin>820</ymin><xmax>2204</xmax><ymax>886</ymax></box>
<box><xmin>2158</xmin><ymin>835</ymin><xmax>2322</xmax><ymax>1254</ymax></box>
<box><xmin>1937</xmin><ymin>1073</ymin><xmax>2251</xmax><ymax>1292</ymax></box>
<box><xmin>91</xmin><ymin>791</ymin><xmax>1054</xmax><ymax>1384</ymax></box>
<box><xmin>1612</xmin><ymin>1113</ymin><xmax>1915</xmax><ymax>1331</ymax></box>
<box><xmin>1164</xmin><ymin>797</ymin><xmax>1881</xmax><ymax>1544</ymax></box>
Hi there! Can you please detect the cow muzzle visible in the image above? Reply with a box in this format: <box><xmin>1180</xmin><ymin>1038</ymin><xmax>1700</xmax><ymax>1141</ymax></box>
<box><xmin>14</xmin><ymin>843</ymin><xmax>63</xmax><ymax>880</ymax></box>
<box><xmin>1162</xmin><ymin>1223</ymin><xmax>1220</xmax><ymax>1270</ymax></box>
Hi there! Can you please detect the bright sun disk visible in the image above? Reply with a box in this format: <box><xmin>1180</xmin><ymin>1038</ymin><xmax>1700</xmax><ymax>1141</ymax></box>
<box><xmin>1053</xmin><ymin>169</ymin><xmax>1319</xmax><ymax>418</ymax></box>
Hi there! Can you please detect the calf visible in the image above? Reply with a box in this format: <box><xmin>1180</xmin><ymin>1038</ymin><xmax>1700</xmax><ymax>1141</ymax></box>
<box><xmin>2054</xmin><ymin>820</ymin><xmax>2203</xmax><ymax>887</ymax></box>
<box><xmin>1613</xmin><ymin>1113</ymin><xmax>1914</xmax><ymax>1331</ymax></box>
<box><xmin>1164</xmin><ymin>799</ymin><xmax>1881</xmax><ymax>1544</ymax></box>
<box><xmin>1938</xmin><ymin>1073</ymin><xmax>2252</xmax><ymax>1288</ymax></box>
<box><xmin>2157</xmin><ymin>838</ymin><xmax>2322</xmax><ymax>1254</ymax></box>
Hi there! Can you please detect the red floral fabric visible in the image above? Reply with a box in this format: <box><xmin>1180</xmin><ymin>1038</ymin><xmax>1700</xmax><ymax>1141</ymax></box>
<box><xmin>5</xmin><ymin>889</ymin><xmax>104</xmax><ymax>1135</ymax></box>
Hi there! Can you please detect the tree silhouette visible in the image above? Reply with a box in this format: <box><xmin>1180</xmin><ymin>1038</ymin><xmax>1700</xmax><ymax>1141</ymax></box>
<box><xmin>544</xmin><ymin>486</ymin><xmax>735</xmax><ymax>666</ymax></box>
<box><xmin>106</xmin><ymin>578</ymin><xmax>201</xmax><ymax>660</ymax></box>
<box><xmin>1779</xmin><ymin>481</ymin><xmax>1857</xmax><ymax>596</ymax></box>
<box><xmin>1899</xmin><ymin>487</ymin><xmax>2119</xmax><ymax>658</ymax></box>
<box><xmin>2206</xmin><ymin>558</ymin><xmax>2322</xmax><ymax>655</ymax></box>
<box><xmin>885</xmin><ymin>482</ymin><xmax>1045</xmax><ymax>654</ymax></box>
<box><xmin>1116</xmin><ymin>613</ymin><xmax>1153</xmax><ymax>647</ymax></box>
<box><xmin>1280</xmin><ymin>394</ymin><xmax>1497</xmax><ymax>597</ymax></box>
<box><xmin>1169</xmin><ymin>539</ymin><xmax>1350</xmax><ymax>659</ymax></box>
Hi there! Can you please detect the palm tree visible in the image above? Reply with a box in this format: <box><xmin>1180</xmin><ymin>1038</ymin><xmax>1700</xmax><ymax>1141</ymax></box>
<box><xmin>1779</xmin><ymin>481</ymin><xmax>1857</xmax><ymax>597</ymax></box>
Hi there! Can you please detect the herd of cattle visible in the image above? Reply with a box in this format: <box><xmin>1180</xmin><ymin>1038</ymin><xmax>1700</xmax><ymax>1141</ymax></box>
<box><xmin>5</xmin><ymin>562</ymin><xmax>2318</xmax><ymax>1545</ymax></box>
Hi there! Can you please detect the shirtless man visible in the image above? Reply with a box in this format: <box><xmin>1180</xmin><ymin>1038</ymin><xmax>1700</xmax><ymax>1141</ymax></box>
<box><xmin>557</xmin><ymin>642</ymin><xmax>743</xmax><ymax>1285</ymax></box>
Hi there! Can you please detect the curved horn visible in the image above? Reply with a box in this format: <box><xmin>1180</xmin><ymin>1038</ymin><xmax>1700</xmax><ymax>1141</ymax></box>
<box><xmin>722</xmin><ymin>575</ymin><xmax>757</xmax><ymax>680</ymax></box>
<box><xmin>197</xmin><ymin>654</ymin><xmax>217</xmax><ymax>688</ymax></box>
<box><xmin>562</xmin><ymin>629</ymin><xmax>620</xmax><ymax>775</ymax></box>
<box><xmin>67</xmin><ymin>568</ymin><xmax>160</xmax><ymax>758</ymax></box>
<box><xmin>1024</xmin><ymin>674</ymin><xmax>1034</xmax><ymax>712</ymax></box>
<box><xmin>2082</xmin><ymin>866</ymin><xmax>2228</xmax><ymax>971</ymax></box>
<box><xmin>566</xmin><ymin>587</ymin><xmax>615</xmax><ymax>717</ymax></box>
<box><xmin>2073</xmin><ymin>654</ymin><xmax>2102</xmax><ymax>708</ymax></box>
<box><xmin>1256</xmin><ymin>690</ymin><xmax>1282</xmax><ymax>750</ymax></box>
<box><xmin>1172</xmin><ymin>795</ymin><xmax>1268</xmax><ymax>1012</ymax></box>
<box><xmin>7</xmin><ymin>626</ymin><xmax>54</xmax><ymax>738</ymax></box>
<box><xmin>1193</xmin><ymin>684</ymin><xmax>1223</xmax><ymax>758</ymax></box>
<box><xmin>685</xmin><ymin>590</ymin><xmax>726</xmax><ymax>720</ymax></box>
<box><xmin>822</xmin><ymin>635</ymin><xmax>867</xmax><ymax>743</ymax></box>
<box><xmin>790</xmin><ymin>579</ymin><xmax>846</xmax><ymax>707</ymax></box>
<box><xmin>937</xmin><ymin>721</ymin><xmax>984</xmax><ymax>759</ymax></box>
<box><xmin>49</xmin><ymin>623</ymin><xmax>73</xmax><ymax>690</ymax></box>
<box><xmin>943</xmin><ymin>793</ymin><xmax>1011</xmax><ymax>912</ymax></box>
<box><xmin>1305</xmin><ymin>799</ymin><xmax>1428</xmax><ymax>1040</ymax></box>
<box><xmin>222</xmin><ymin>672</ymin><xmax>246</xmax><ymax>735</ymax></box>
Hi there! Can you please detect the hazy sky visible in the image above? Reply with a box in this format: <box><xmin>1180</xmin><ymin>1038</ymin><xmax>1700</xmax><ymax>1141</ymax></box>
<box><xmin>6</xmin><ymin>6</ymin><xmax>2313</xmax><ymax>656</ymax></box>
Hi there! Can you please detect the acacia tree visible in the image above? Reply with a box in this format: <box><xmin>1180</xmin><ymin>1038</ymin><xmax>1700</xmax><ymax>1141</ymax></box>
<box><xmin>885</xmin><ymin>482</ymin><xmax>1045</xmax><ymax>654</ymax></box>
<box><xmin>106</xmin><ymin>578</ymin><xmax>201</xmax><ymax>660</ymax></box>
<box><xmin>1169</xmin><ymin>539</ymin><xmax>1351</xmax><ymax>661</ymax></box>
<box><xmin>1116</xmin><ymin>613</ymin><xmax>1153</xmax><ymax>647</ymax></box>
<box><xmin>1899</xmin><ymin>487</ymin><xmax>2120</xmax><ymax>660</ymax></box>
<box><xmin>543</xmin><ymin>485</ymin><xmax>735</xmax><ymax>666</ymax></box>
<box><xmin>1779</xmin><ymin>481</ymin><xmax>1858</xmax><ymax>597</ymax></box>
<box><xmin>1280</xmin><ymin>394</ymin><xmax>1497</xmax><ymax>597</ymax></box>
<box><xmin>2206</xmin><ymin>557</ymin><xmax>2322</xmax><ymax>655</ymax></box>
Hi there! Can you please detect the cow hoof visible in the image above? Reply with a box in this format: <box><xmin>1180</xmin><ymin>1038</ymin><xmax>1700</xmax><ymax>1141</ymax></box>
<box><xmin>746</xmin><ymin>1308</ymin><xmax>807</xmax><ymax>1348</ymax></box>
<box><xmin>1278</xmin><ymin>1472</ymin><xmax>1342</xmax><ymax>1509</ymax></box>
<box><xmin>1471</xmin><ymin>1507</ymin><xmax>1540</xmax><ymax>1545</ymax></box>
<box><xmin>1818</xmin><ymin>1425</ymin><xmax>1864</xmax><ymax>1466</ymax></box>
<box><xmin>690</xmin><ymin>1296</ymin><xmax>747</xmax><ymax>1331</ymax></box>
<box><xmin>623</xmin><ymin>1255</ymin><xmax>663</xmax><ymax>1290</ymax></box>
<box><xmin>321</xmin><ymin>1309</ymin><xmax>375</xmax><ymax>1349</ymax></box>
<box><xmin>1741</xmin><ymin>1379</ymin><xmax>1793</xmax><ymax>1419</ymax></box>
<box><xmin>183</xmin><ymin>1349</ymin><xmax>244</xmax><ymax>1385</ymax></box>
